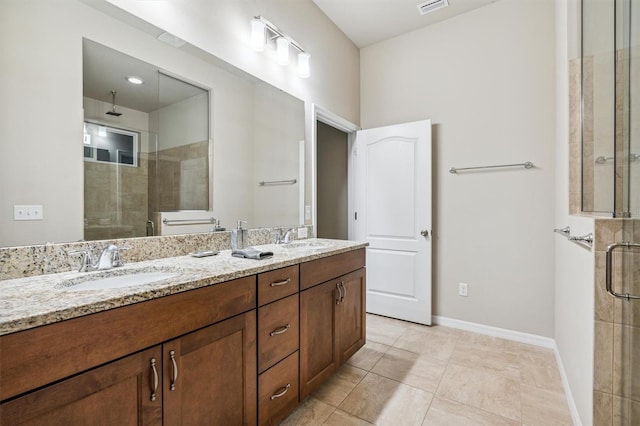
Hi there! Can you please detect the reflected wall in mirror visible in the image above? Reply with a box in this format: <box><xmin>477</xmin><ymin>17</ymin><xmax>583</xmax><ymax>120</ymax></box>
<box><xmin>0</xmin><ymin>0</ymin><xmax>305</xmax><ymax>248</ymax></box>
<box><xmin>83</xmin><ymin>40</ymin><xmax>210</xmax><ymax>241</ymax></box>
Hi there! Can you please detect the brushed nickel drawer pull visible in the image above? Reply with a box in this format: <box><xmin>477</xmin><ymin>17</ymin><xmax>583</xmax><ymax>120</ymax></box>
<box><xmin>270</xmin><ymin>278</ymin><xmax>291</xmax><ymax>287</ymax></box>
<box><xmin>150</xmin><ymin>357</ymin><xmax>159</xmax><ymax>401</ymax></box>
<box><xmin>270</xmin><ymin>324</ymin><xmax>291</xmax><ymax>336</ymax></box>
<box><xmin>340</xmin><ymin>281</ymin><xmax>346</xmax><ymax>303</ymax></box>
<box><xmin>336</xmin><ymin>282</ymin><xmax>343</xmax><ymax>305</ymax></box>
<box><xmin>270</xmin><ymin>383</ymin><xmax>291</xmax><ymax>400</ymax></box>
<box><xmin>169</xmin><ymin>350</ymin><xmax>178</xmax><ymax>391</ymax></box>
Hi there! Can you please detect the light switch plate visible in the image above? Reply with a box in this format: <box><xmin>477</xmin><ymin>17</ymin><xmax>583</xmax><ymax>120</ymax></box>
<box><xmin>304</xmin><ymin>205</ymin><xmax>311</xmax><ymax>221</ymax></box>
<box><xmin>14</xmin><ymin>205</ymin><xmax>44</xmax><ymax>221</ymax></box>
<box><xmin>298</xmin><ymin>227</ymin><xmax>308</xmax><ymax>239</ymax></box>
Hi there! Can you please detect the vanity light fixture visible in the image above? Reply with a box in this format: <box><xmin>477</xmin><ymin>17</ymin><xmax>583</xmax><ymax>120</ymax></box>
<box><xmin>250</xmin><ymin>16</ymin><xmax>311</xmax><ymax>78</ymax></box>
<box><xmin>126</xmin><ymin>76</ymin><xmax>144</xmax><ymax>85</ymax></box>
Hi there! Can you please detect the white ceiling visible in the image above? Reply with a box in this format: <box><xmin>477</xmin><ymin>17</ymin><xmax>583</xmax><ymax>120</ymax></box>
<box><xmin>83</xmin><ymin>40</ymin><xmax>205</xmax><ymax>113</ymax></box>
<box><xmin>312</xmin><ymin>0</ymin><xmax>498</xmax><ymax>48</ymax></box>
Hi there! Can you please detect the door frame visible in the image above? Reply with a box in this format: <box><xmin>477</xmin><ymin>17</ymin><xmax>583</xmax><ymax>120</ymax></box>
<box><xmin>310</xmin><ymin>104</ymin><xmax>360</xmax><ymax>239</ymax></box>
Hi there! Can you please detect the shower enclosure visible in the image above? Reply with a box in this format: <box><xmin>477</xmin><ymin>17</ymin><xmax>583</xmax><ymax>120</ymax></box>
<box><xmin>582</xmin><ymin>0</ymin><xmax>640</xmax><ymax>424</ymax></box>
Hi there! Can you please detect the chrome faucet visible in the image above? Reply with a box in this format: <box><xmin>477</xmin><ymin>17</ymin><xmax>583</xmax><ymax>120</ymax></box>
<box><xmin>275</xmin><ymin>228</ymin><xmax>296</xmax><ymax>244</ymax></box>
<box><xmin>70</xmin><ymin>244</ymin><xmax>129</xmax><ymax>272</ymax></box>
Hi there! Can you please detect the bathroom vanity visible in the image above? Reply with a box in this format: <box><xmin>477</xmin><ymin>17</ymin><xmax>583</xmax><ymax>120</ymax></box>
<box><xmin>0</xmin><ymin>240</ymin><xmax>366</xmax><ymax>425</ymax></box>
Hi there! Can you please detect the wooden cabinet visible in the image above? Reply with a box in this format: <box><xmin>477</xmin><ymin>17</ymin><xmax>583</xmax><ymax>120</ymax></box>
<box><xmin>163</xmin><ymin>311</ymin><xmax>257</xmax><ymax>426</ymax></box>
<box><xmin>1</xmin><ymin>346</ymin><xmax>163</xmax><ymax>426</ymax></box>
<box><xmin>258</xmin><ymin>351</ymin><xmax>299</xmax><ymax>426</ymax></box>
<box><xmin>299</xmin><ymin>249</ymin><xmax>366</xmax><ymax>399</ymax></box>
<box><xmin>257</xmin><ymin>266</ymin><xmax>300</xmax><ymax>425</ymax></box>
<box><xmin>0</xmin><ymin>276</ymin><xmax>257</xmax><ymax>426</ymax></box>
<box><xmin>0</xmin><ymin>247</ymin><xmax>366</xmax><ymax>426</ymax></box>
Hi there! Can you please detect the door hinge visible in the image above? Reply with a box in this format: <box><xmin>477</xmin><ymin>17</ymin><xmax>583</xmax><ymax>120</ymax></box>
<box><xmin>354</xmin><ymin>212</ymin><xmax>358</xmax><ymax>220</ymax></box>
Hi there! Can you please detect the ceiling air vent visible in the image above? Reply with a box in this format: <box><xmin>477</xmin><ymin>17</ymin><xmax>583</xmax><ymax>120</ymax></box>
<box><xmin>417</xmin><ymin>0</ymin><xmax>449</xmax><ymax>15</ymax></box>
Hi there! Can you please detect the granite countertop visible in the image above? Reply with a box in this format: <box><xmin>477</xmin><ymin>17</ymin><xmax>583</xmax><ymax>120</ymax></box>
<box><xmin>0</xmin><ymin>239</ymin><xmax>367</xmax><ymax>336</ymax></box>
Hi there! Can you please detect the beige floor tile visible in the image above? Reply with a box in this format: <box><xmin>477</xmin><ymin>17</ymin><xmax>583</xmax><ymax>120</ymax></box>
<box><xmin>422</xmin><ymin>397</ymin><xmax>519</xmax><ymax>426</ymax></box>
<box><xmin>281</xmin><ymin>397</ymin><xmax>335</xmax><ymax>426</ymax></box>
<box><xmin>322</xmin><ymin>409</ymin><xmax>375</xmax><ymax>426</ymax></box>
<box><xmin>436</xmin><ymin>363</ymin><xmax>521</xmax><ymax>422</ymax></box>
<box><xmin>313</xmin><ymin>364</ymin><xmax>367</xmax><ymax>407</ymax></box>
<box><xmin>371</xmin><ymin>347</ymin><xmax>447</xmax><ymax>393</ymax></box>
<box><xmin>393</xmin><ymin>327</ymin><xmax>457</xmax><ymax>361</ymax></box>
<box><xmin>518</xmin><ymin>345</ymin><xmax>564</xmax><ymax>391</ymax></box>
<box><xmin>366</xmin><ymin>321</ymin><xmax>407</xmax><ymax>346</ymax></box>
<box><xmin>450</xmin><ymin>339</ymin><xmax>521</xmax><ymax>380</ymax></box>
<box><xmin>366</xmin><ymin>313</ymin><xmax>412</xmax><ymax>330</ymax></box>
<box><xmin>346</xmin><ymin>341</ymin><xmax>390</xmax><ymax>371</ymax></box>
<box><xmin>521</xmin><ymin>384</ymin><xmax>572</xmax><ymax>426</ymax></box>
<box><xmin>339</xmin><ymin>372</ymin><xmax>433</xmax><ymax>426</ymax></box>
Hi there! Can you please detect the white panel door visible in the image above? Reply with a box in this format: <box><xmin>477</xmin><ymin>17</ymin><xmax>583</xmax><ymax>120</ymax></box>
<box><xmin>354</xmin><ymin>120</ymin><xmax>432</xmax><ymax>325</ymax></box>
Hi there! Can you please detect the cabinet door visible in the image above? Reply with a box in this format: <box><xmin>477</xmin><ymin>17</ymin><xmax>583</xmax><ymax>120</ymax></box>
<box><xmin>1</xmin><ymin>346</ymin><xmax>162</xmax><ymax>426</ymax></box>
<box><xmin>337</xmin><ymin>268</ymin><xmax>366</xmax><ymax>364</ymax></box>
<box><xmin>299</xmin><ymin>279</ymin><xmax>340</xmax><ymax>399</ymax></box>
<box><xmin>163</xmin><ymin>310</ymin><xmax>257</xmax><ymax>426</ymax></box>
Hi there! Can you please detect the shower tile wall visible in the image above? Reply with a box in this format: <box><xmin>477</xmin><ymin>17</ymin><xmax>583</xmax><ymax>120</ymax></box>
<box><xmin>593</xmin><ymin>219</ymin><xmax>640</xmax><ymax>426</ymax></box>
<box><xmin>148</xmin><ymin>140</ymin><xmax>209</xmax><ymax>217</ymax></box>
<box><xmin>569</xmin><ymin>57</ymin><xmax>584</xmax><ymax>214</ymax></box>
<box><xmin>84</xmin><ymin>155</ymin><xmax>149</xmax><ymax>240</ymax></box>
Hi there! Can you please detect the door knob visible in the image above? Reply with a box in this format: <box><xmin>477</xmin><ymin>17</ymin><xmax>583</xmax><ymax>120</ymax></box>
<box><xmin>420</xmin><ymin>230</ymin><xmax>429</xmax><ymax>237</ymax></box>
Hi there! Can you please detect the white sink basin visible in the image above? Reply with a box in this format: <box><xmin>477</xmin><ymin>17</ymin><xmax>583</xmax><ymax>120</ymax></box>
<box><xmin>282</xmin><ymin>241</ymin><xmax>332</xmax><ymax>250</ymax></box>
<box><xmin>58</xmin><ymin>269</ymin><xmax>180</xmax><ymax>292</ymax></box>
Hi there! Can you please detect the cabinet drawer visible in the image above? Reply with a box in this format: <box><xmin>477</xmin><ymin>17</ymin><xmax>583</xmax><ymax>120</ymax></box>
<box><xmin>258</xmin><ymin>294</ymin><xmax>299</xmax><ymax>373</ymax></box>
<box><xmin>258</xmin><ymin>265</ymin><xmax>299</xmax><ymax>307</ymax></box>
<box><xmin>300</xmin><ymin>248</ymin><xmax>365</xmax><ymax>290</ymax></box>
<box><xmin>258</xmin><ymin>351</ymin><xmax>299</xmax><ymax>426</ymax></box>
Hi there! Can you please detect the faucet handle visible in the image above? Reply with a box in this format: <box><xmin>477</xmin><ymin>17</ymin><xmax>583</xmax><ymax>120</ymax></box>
<box><xmin>69</xmin><ymin>248</ymin><xmax>96</xmax><ymax>272</ymax></box>
<box><xmin>110</xmin><ymin>245</ymin><xmax>131</xmax><ymax>268</ymax></box>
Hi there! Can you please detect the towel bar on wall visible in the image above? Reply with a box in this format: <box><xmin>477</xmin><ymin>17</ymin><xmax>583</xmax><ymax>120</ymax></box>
<box><xmin>258</xmin><ymin>179</ymin><xmax>297</xmax><ymax>186</ymax></box>
<box><xmin>449</xmin><ymin>161</ymin><xmax>534</xmax><ymax>174</ymax></box>
<box><xmin>162</xmin><ymin>217</ymin><xmax>216</xmax><ymax>226</ymax></box>
<box><xmin>605</xmin><ymin>242</ymin><xmax>640</xmax><ymax>301</ymax></box>
<box><xmin>553</xmin><ymin>226</ymin><xmax>593</xmax><ymax>248</ymax></box>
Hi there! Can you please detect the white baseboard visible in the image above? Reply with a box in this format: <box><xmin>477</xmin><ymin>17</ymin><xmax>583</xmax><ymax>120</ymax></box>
<box><xmin>432</xmin><ymin>315</ymin><xmax>582</xmax><ymax>426</ymax></box>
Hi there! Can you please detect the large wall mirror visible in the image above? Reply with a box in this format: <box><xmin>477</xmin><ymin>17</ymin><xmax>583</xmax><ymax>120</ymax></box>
<box><xmin>0</xmin><ymin>1</ymin><xmax>305</xmax><ymax>248</ymax></box>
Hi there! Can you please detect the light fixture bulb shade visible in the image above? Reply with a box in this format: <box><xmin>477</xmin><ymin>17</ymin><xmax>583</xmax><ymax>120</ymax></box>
<box><xmin>251</xmin><ymin>18</ymin><xmax>266</xmax><ymax>52</ymax></box>
<box><xmin>276</xmin><ymin>37</ymin><xmax>290</xmax><ymax>65</ymax></box>
<box><xmin>297</xmin><ymin>52</ymin><xmax>311</xmax><ymax>78</ymax></box>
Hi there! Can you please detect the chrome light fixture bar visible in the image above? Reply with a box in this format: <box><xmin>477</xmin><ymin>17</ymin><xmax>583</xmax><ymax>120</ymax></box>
<box><xmin>251</xmin><ymin>15</ymin><xmax>311</xmax><ymax>78</ymax></box>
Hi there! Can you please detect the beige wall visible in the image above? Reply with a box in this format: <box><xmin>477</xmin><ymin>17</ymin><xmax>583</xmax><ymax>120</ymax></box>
<box><xmin>361</xmin><ymin>0</ymin><xmax>556</xmax><ymax>337</ymax></box>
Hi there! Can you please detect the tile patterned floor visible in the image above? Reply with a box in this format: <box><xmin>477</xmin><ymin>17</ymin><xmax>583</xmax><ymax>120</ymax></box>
<box><xmin>281</xmin><ymin>314</ymin><xmax>573</xmax><ymax>426</ymax></box>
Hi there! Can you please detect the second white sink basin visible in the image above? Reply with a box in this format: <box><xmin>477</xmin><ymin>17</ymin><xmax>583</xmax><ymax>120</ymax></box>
<box><xmin>282</xmin><ymin>241</ymin><xmax>332</xmax><ymax>250</ymax></box>
<box><xmin>58</xmin><ymin>270</ymin><xmax>180</xmax><ymax>292</ymax></box>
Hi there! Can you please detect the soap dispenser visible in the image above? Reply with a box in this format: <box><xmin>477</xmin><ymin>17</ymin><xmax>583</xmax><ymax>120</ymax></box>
<box><xmin>231</xmin><ymin>220</ymin><xmax>248</xmax><ymax>251</ymax></box>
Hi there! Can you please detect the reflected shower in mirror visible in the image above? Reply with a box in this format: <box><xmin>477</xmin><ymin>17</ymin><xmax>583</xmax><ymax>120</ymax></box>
<box><xmin>83</xmin><ymin>40</ymin><xmax>209</xmax><ymax>241</ymax></box>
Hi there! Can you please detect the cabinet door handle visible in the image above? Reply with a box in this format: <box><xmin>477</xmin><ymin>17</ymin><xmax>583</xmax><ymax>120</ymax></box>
<box><xmin>270</xmin><ymin>278</ymin><xmax>291</xmax><ymax>287</ymax></box>
<box><xmin>270</xmin><ymin>383</ymin><xmax>291</xmax><ymax>400</ymax></box>
<box><xmin>336</xmin><ymin>282</ymin><xmax>343</xmax><ymax>304</ymax></box>
<box><xmin>169</xmin><ymin>350</ymin><xmax>178</xmax><ymax>391</ymax></box>
<box><xmin>340</xmin><ymin>281</ymin><xmax>346</xmax><ymax>303</ymax></box>
<box><xmin>149</xmin><ymin>357</ymin><xmax>159</xmax><ymax>401</ymax></box>
<box><xmin>270</xmin><ymin>324</ymin><xmax>291</xmax><ymax>336</ymax></box>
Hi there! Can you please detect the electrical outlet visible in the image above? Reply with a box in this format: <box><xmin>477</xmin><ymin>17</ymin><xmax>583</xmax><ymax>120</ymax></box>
<box><xmin>305</xmin><ymin>205</ymin><xmax>311</xmax><ymax>221</ymax></box>
<box><xmin>458</xmin><ymin>282</ymin><xmax>468</xmax><ymax>297</ymax></box>
<box><xmin>14</xmin><ymin>205</ymin><xmax>44</xmax><ymax>221</ymax></box>
<box><xmin>297</xmin><ymin>227</ymin><xmax>308</xmax><ymax>239</ymax></box>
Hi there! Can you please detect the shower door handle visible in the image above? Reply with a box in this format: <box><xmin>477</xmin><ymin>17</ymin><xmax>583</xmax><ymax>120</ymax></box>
<box><xmin>605</xmin><ymin>242</ymin><xmax>640</xmax><ymax>301</ymax></box>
